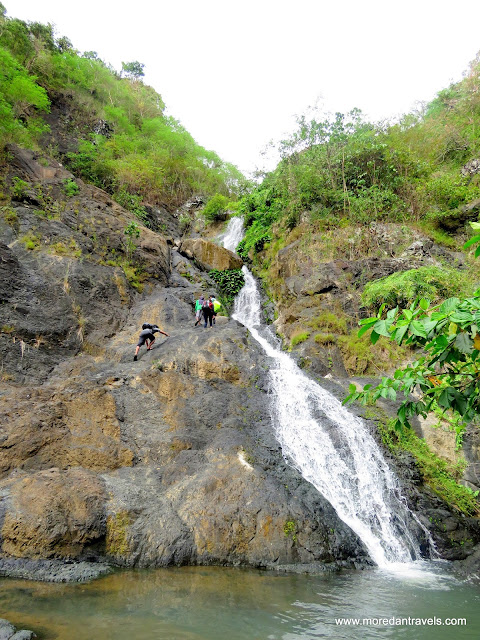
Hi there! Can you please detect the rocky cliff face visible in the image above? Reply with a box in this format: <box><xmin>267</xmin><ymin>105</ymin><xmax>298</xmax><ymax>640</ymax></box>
<box><xmin>0</xmin><ymin>145</ymin><xmax>169</xmax><ymax>384</ymax></box>
<box><xmin>255</xmin><ymin>221</ymin><xmax>480</xmax><ymax>516</ymax></box>
<box><xmin>1</xmin><ymin>146</ymin><xmax>479</xmax><ymax>580</ymax></box>
<box><xmin>0</xmin><ymin>147</ymin><xmax>372</xmax><ymax>578</ymax></box>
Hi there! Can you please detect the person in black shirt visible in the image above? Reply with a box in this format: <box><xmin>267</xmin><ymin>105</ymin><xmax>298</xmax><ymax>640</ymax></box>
<box><xmin>134</xmin><ymin>323</ymin><xmax>169</xmax><ymax>360</ymax></box>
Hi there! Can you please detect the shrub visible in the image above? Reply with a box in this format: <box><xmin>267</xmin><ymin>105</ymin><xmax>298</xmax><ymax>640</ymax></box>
<box><xmin>208</xmin><ymin>268</ymin><xmax>245</xmax><ymax>306</ymax></box>
<box><xmin>307</xmin><ymin>310</ymin><xmax>347</xmax><ymax>334</ymax></box>
<box><xmin>376</xmin><ymin>416</ymin><xmax>479</xmax><ymax>516</ymax></box>
<box><xmin>20</xmin><ymin>231</ymin><xmax>41</xmax><ymax>250</ymax></box>
<box><xmin>291</xmin><ymin>330</ymin><xmax>310</xmax><ymax>347</ymax></box>
<box><xmin>121</xmin><ymin>262</ymin><xmax>146</xmax><ymax>291</ymax></box>
<box><xmin>114</xmin><ymin>188</ymin><xmax>148</xmax><ymax>224</ymax></box>
<box><xmin>11</xmin><ymin>177</ymin><xmax>29</xmax><ymax>200</ymax></box>
<box><xmin>203</xmin><ymin>193</ymin><xmax>229</xmax><ymax>222</ymax></box>
<box><xmin>419</xmin><ymin>173</ymin><xmax>480</xmax><ymax>211</ymax></box>
<box><xmin>63</xmin><ymin>178</ymin><xmax>79</xmax><ymax>197</ymax></box>
<box><xmin>361</xmin><ymin>266</ymin><xmax>470</xmax><ymax>311</ymax></box>
<box><xmin>1</xmin><ymin>206</ymin><xmax>18</xmax><ymax>226</ymax></box>
<box><xmin>123</xmin><ymin>221</ymin><xmax>140</xmax><ymax>257</ymax></box>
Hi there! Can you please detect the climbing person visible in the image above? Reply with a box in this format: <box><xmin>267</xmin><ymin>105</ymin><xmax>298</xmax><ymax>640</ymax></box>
<box><xmin>211</xmin><ymin>295</ymin><xmax>219</xmax><ymax>325</ymax></box>
<box><xmin>202</xmin><ymin>296</ymin><xmax>214</xmax><ymax>328</ymax></box>
<box><xmin>194</xmin><ymin>296</ymin><xmax>204</xmax><ymax>327</ymax></box>
<box><xmin>134</xmin><ymin>322</ymin><xmax>169</xmax><ymax>360</ymax></box>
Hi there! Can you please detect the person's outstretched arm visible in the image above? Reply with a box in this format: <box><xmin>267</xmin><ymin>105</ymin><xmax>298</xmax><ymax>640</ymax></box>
<box><xmin>152</xmin><ymin>326</ymin><xmax>169</xmax><ymax>337</ymax></box>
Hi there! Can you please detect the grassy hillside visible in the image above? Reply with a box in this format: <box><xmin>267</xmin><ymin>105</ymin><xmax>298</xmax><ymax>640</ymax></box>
<box><xmin>238</xmin><ymin>53</ymin><xmax>480</xmax><ymax>263</ymax></box>
<box><xmin>219</xmin><ymin>51</ymin><xmax>480</xmax><ymax>406</ymax></box>
<box><xmin>0</xmin><ymin>3</ymin><xmax>246</xmax><ymax>212</ymax></box>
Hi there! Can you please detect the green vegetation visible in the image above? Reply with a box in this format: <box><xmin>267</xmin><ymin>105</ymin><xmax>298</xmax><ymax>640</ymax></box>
<box><xmin>361</xmin><ymin>266</ymin><xmax>472</xmax><ymax>311</ymax></box>
<box><xmin>20</xmin><ymin>231</ymin><xmax>41</xmax><ymax>250</ymax></box>
<box><xmin>49</xmin><ymin>238</ymin><xmax>81</xmax><ymax>258</ymax></box>
<box><xmin>0</xmin><ymin>8</ymin><xmax>247</xmax><ymax>211</ymax></box>
<box><xmin>10</xmin><ymin>177</ymin><xmax>28</xmax><ymax>200</ymax></box>
<box><xmin>314</xmin><ymin>333</ymin><xmax>335</xmax><ymax>345</ymax></box>
<box><xmin>208</xmin><ymin>268</ymin><xmax>245</xmax><ymax>307</ymax></box>
<box><xmin>290</xmin><ymin>330</ymin><xmax>310</xmax><ymax>347</ymax></box>
<box><xmin>307</xmin><ymin>310</ymin><xmax>347</xmax><ymax>334</ymax></box>
<box><xmin>123</xmin><ymin>220</ymin><xmax>140</xmax><ymax>258</ymax></box>
<box><xmin>345</xmin><ymin>289</ymin><xmax>480</xmax><ymax>438</ymax></box>
<box><xmin>120</xmin><ymin>261</ymin><xmax>146</xmax><ymax>291</ymax></box>
<box><xmin>62</xmin><ymin>178</ymin><xmax>79</xmax><ymax>197</ymax></box>
<box><xmin>203</xmin><ymin>193</ymin><xmax>230</xmax><ymax>222</ymax></box>
<box><xmin>237</xmin><ymin>54</ymin><xmax>480</xmax><ymax>265</ymax></box>
<box><xmin>338</xmin><ymin>330</ymin><xmax>408</xmax><ymax>376</ymax></box>
<box><xmin>1</xmin><ymin>205</ymin><xmax>18</xmax><ymax>226</ymax></box>
<box><xmin>283</xmin><ymin>519</ymin><xmax>297</xmax><ymax>542</ymax></box>
<box><xmin>374</xmin><ymin>414</ymin><xmax>478</xmax><ymax>516</ymax></box>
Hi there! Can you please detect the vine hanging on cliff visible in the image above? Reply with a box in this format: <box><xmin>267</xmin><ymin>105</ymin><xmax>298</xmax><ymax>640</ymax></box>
<box><xmin>208</xmin><ymin>269</ymin><xmax>245</xmax><ymax>306</ymax></box>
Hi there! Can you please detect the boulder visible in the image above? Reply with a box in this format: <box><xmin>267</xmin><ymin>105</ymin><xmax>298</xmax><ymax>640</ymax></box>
<box><xmin>0</xmin><ymin>618</ymin><xmax>36</xmax><ymax>639</ymax></box>
<box><xmin>178</xmin><ymin>238</ymin><xmax>243</xmax><ymax>271</ymax></box>
<box><xmin>0</xmin><ymin>383</ymin><xmax>134</xmax><ymax>478</ymax></box>
<box><xmin>1</xmin><ymin>468</ymin><xmax>106</xmax><ymax>558</ymax></box>
<box><xmin>5</xmin><ymin>143</ymin><xmax>69</xmax><ymax>182</ymax></box>
<box><xmin>436</xmin><ymin>197</ymin><xmax>480</xmax><ymax>231</ymax></box>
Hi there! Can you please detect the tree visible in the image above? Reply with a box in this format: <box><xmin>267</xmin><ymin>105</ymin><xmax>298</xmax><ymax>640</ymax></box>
<box><xmin>0</xmin><ymin>47</ymin><xmax>49</xmax><ymax>129</ymax></box>
<box><xmin>56</xmin><ymin>36</ymin><xmax>73</xmax><ymax>53</ymax></box>
<box><xmin>203</xmin><ymin>193</ymin><xmax>229</xmax><ymax>222</ymax></box>
<box><xmin>121</xmin><ymin>61</ymin><xmax>145</xmax><ymax>80</ymax></box>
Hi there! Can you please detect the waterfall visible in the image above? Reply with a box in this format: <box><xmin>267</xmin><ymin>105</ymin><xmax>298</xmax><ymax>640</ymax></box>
<box><xmin>222</xmin><ymin>216</ymin><xmax>244</xmax><ymax>253</ymax></box>
<box><xmin>224</xmin><ymin>218</ymin><xmax>424</xmax><ymax>569</ymax></box>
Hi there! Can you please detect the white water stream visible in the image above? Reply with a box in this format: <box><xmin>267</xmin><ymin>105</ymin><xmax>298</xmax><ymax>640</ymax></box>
<box><xmin>223</xmin><ymin>217</ymin><xmax>426</xmax><ymax>570</ymax></box>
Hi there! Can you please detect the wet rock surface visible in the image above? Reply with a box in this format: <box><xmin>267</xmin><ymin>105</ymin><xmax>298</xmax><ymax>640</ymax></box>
<box><xmin>331</xmin><ymin>376</ymin><xmax>480</xmax><ymax>567</ymax></box>
<box><xmin>0</xmin><ymin>618</ymin><xmax>36</xmax><ymax>639</ymax></box>
<box><xmin>0</xmin><ymin>557</ymin><xmax>112</xmax><ymax>583</ymax></box>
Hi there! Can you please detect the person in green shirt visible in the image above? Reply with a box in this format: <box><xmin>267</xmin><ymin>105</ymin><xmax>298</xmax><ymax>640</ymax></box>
<box><xmin>194</xmin><ymin>296</ymin><xmax>204</xmax><ymax>326</ymax></box>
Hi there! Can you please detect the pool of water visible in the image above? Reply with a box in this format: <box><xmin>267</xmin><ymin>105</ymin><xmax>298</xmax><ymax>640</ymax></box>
<box><xmin>1</xmin><ymin>563</ymin><xmax>479</xmax><ymax>639</ymax></box>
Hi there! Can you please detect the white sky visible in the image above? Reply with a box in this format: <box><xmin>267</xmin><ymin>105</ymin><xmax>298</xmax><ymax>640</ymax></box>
<box><xmin>7</xmin><ymin>0</ymin><xmax>480</xmax><ymax>176</ymax></box>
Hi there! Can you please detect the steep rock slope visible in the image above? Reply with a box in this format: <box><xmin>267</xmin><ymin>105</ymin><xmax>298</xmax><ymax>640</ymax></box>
<box><xmin>1</xmin><ymin>147</ymin><xmax>479</xmax><ymax>580</ymax></box>
<box><xmin>0</xmin><ymin>149</ymin><xmax>371</xmax><ymax>578</ymax></box>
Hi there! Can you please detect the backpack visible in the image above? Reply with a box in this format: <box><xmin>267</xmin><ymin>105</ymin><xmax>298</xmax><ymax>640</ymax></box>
<box><xmin>202</xmin><ymin>299</ymin><xmax>213</xmax><ymax>311</ymax></box>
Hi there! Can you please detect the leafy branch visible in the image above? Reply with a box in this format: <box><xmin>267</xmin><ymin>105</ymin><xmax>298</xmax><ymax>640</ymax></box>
<box><xmin>344</xmin><ymin>222</ymin><xmax>480</xmax><ymax>436</ymax></box>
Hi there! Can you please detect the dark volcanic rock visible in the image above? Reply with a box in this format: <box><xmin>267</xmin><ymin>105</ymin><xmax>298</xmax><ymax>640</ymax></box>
<box><xmin>0</xmin><ymin>147</ymin><xmax>171</xmax><ymax>383</ymax></box>
<box><xmin>0</xmin><ymin>183</ymin><xmax>371</xmax><ymax>575</ymax></box>
<box><xmin>3</xmin><ymin>146</ymin><xmax>477</xmax><ymax>581</ymax></box>
<box><xmin>0</xmin><ymin>557</ymin><xmax>112</xmax><ymax>583</ymax></box>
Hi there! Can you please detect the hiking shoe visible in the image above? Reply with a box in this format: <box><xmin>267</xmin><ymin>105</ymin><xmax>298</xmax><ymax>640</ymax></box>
<box><xmin>134</xmin><ymin>355</ymin><xmax>137</xmax><ymax>361</ymax></box>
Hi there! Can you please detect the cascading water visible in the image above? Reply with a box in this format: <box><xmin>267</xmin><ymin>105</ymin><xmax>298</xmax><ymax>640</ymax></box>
<box><xmin>223</xmin><ymin>217</ymin><xmax>425</xmax><ymax>570</ymax></box>
<box><xmin>222</xmin><ymin>216</ymin><xmax>245</xmax><ymax>253</ymax></box>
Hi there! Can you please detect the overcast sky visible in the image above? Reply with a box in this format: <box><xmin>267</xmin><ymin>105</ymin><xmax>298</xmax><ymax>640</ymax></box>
<box><xmin>8</xmin><ymin>0</ymin><xmax>480</xmax><ymax>175</ymax></box>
